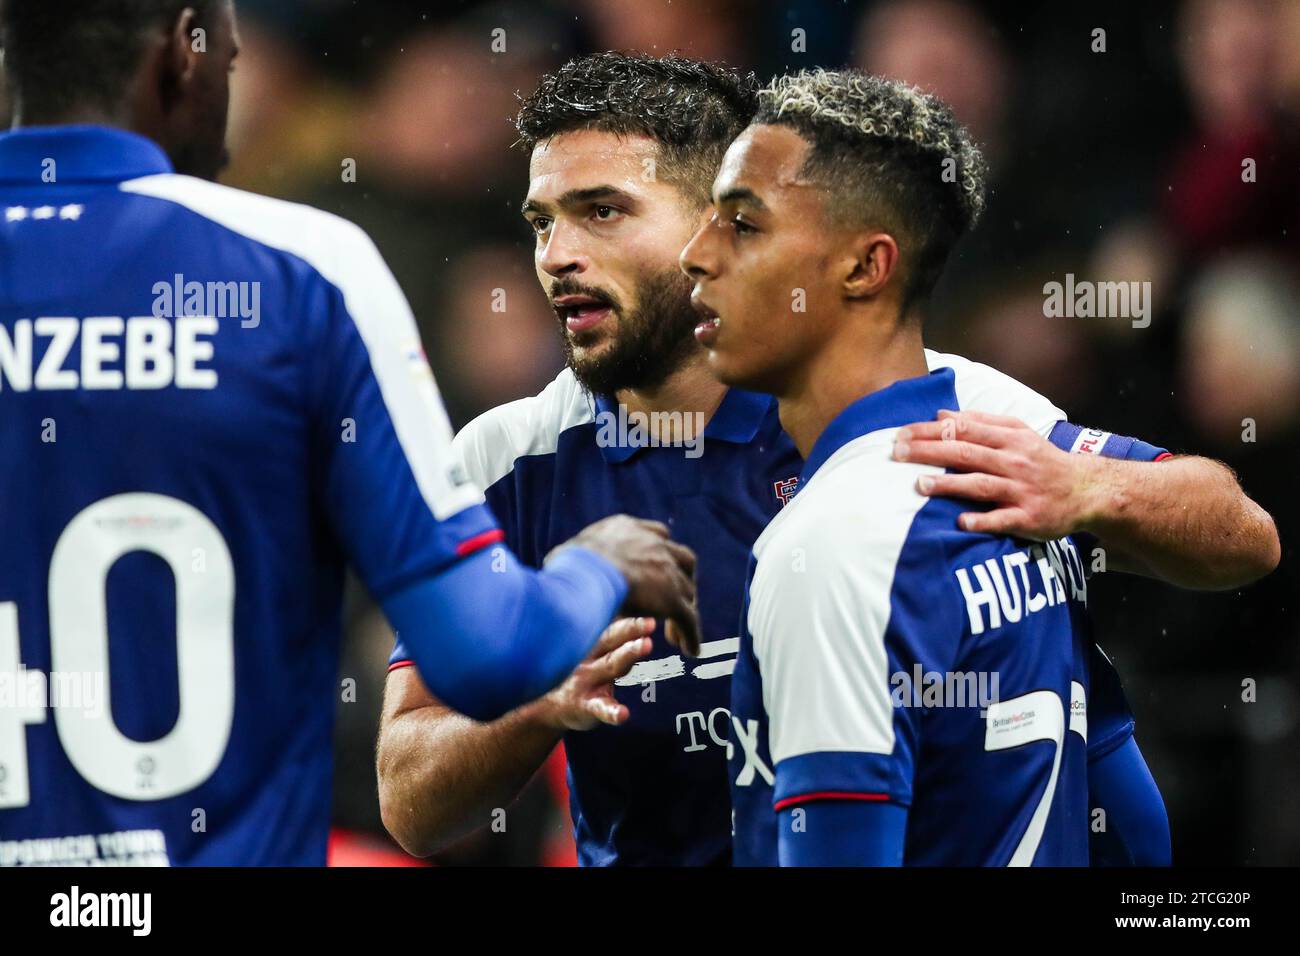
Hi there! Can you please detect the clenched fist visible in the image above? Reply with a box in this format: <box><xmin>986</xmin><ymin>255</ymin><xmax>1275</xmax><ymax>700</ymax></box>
<box><xmin>554</xmin><ymin>515</ymin><xmax>701</xmax><ymax>655</ymax></box>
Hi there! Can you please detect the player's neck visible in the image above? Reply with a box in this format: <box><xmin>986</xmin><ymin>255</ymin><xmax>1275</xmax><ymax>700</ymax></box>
<box><xmin>11</xmin><ymin>99</ymin><xmax>131</xmax><ymax>131</ymax></box>
<box><xmin>777</xmin><ymin>313</ymin><xmax>928</xmax><ymax>461</ymax></box>
<box><xmin>614</xmin><ymin>351</ymin><xmax>728</xmax><ymax>444</ymax></box>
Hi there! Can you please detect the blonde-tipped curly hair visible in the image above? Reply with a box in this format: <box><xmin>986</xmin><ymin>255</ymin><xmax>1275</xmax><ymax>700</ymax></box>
<box><xmin>754</xmin><ymin>69</ymin><xmax>987</xmax><ymax>306</ymax></box>
<box><xmin>759</xmin><ymin>69</ymin><xmax>986</xmax><ymax>226</ymax></box>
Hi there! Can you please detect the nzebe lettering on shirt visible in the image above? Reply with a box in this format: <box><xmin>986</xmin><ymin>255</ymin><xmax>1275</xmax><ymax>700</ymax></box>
<box><xmin>0</xmin><ymin>315</ymin><xmax>217</xmax><ymax>391</ymax></box>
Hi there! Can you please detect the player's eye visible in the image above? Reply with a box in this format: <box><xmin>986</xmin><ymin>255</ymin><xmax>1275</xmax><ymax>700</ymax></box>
<box><xmin>529</xmin><ymin>217</ymin><xmax>552</xmax><ymax>236</ymax></box>
<box><xmin>592</xmin><ymin>205</ymin><xmax>621</xmax><ymax>223</ymax></box>
<box><xmin>730</xmin><ymin>215</ymin><xmax>756</xmax><ymax>236</ymax></box>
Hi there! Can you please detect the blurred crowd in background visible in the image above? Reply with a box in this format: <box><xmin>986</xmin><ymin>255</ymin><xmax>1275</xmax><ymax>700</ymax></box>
<box><xmin>10</xmin><ymin>0</ymin><xmax>1298</xmax><ymax>865</ymax></box>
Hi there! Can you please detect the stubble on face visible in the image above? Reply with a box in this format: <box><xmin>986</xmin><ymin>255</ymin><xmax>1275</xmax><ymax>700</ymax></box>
<box><xmin>554</xmin><ymin>265</ymin><xmax>700</xmax><ymax>396</ymax></box>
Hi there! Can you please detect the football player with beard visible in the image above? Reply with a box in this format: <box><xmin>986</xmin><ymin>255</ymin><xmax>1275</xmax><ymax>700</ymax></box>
<box><xmin>377</xmin><ymin>54</ymin><xmax>1278</xmax><ymax>866</ymax></box>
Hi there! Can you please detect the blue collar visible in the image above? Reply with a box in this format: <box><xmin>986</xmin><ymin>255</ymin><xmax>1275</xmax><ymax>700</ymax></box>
<box><xmin>594</xmin><ymin>387</ymin><xmax>774</xmax><ymax>464</ymax></box>
<box><xmin>801</xmin><ymin>366</ymin><xmax>960</xmax><ymax>482</ymax></box>
<box><xmin>0</xmin><ymin>125</ymin><xmax>173</xmax><ymax>184</ymax></box>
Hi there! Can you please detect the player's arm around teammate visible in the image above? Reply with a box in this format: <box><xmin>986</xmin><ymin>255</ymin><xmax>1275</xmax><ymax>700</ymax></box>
<box><xmin>892</xmin><ymin>408</ymin><xmax>1276</xmax><ymax>865</ymax></box>
<box><xmin>894</xmin><ymin>409</ymin><xmax>1280</xmax><ymax>589</ymax></box>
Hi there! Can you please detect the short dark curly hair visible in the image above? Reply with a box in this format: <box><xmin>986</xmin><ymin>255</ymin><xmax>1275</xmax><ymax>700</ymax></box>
<box><xmin>516</xmin><ymin>51</ymin><xmax>759</xmax><ymax>206</ymax></box>
<box><xmin>0</xmin><ymin>0</ymin><xmax>218</xmax><ymax>120</ymax></box>
<box><xmin>755</xmin><ymin>69</ymin><xmax>988</xmax><ymax>312</ymax></box>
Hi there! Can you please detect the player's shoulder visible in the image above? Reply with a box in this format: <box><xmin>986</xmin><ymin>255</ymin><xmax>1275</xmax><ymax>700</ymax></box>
<box><xmin>925</xmin><ymin>348</ymin><xmax>1066</xmax><ymax>435</ymax></box>
<box><xmin>118</xmin><ymin>172</ymin><xmax>381</xmax><ymax>284</ymax></box>
<box><xmin>753</xmin><ymin>431</ymin><xmax>934</xmax><ymax>588</ymax></box>
<box><xmin>746</xmin><ymin>432</ymin><xmax>948</xmax><ymax>670</ymax></box>
<box><xmin>453</xmin><ymin>367</ymin><xmax>596</xmax><ymax>491</ymax></box>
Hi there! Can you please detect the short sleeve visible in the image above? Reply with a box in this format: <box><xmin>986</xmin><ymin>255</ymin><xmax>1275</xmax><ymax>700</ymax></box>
<box><xmin>304</xmin><ymin>225</ymin><xmax>502</xmax><ymax>603</ymax></box>
<box><xmin>748</xmin><ymin>492</ymin><xmax>955</xmax><ymax>811</ymax></box>
<box><xmin>1087</xmin><ymin>643</ymin><xmax>1137</xmax><ymax>761</ymax></box>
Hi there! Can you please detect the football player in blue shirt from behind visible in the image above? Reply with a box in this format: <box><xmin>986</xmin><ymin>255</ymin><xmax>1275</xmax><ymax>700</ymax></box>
<box><xmin>378</xmin><ymin>55</ymin><xmax>1279</xmax><ymax>866</ymax></box>
<box><xmin>0</xmin><ymin>2</ymin><xmax>700</xmax><ymax>866</ymax></box>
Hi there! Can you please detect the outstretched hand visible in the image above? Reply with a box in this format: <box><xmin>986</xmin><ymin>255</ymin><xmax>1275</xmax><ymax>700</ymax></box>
<box><xmin>535</xmin><ymin>617</ymin><xmax>656</xmax><ymax>731</ymax></box>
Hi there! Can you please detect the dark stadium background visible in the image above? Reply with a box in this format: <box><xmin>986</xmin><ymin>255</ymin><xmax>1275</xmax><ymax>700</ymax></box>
<box><xmin>8</xmin><ymin>0</ymin><xmax>1297</xmax><ymax>866</ymax></box>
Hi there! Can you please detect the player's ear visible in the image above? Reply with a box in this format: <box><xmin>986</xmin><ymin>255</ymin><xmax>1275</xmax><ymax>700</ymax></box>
<box><xmin>843</xmin><ymin>231</ymin><xmax>899</xmax><ymax>300</ymax></box>
<box><xmin>163</xmin><ymin>6</ymin><xmax>206</xmax><ymax>94</ymax></box>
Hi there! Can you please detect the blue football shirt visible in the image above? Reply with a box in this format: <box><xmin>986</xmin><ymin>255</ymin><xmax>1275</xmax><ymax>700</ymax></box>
<box><xmin>390</xmin><ymin>350</ymin><xmax>1157</xmax><ymax>865</ymax></box>
<box><xmin>728</xmin><ymin>366</ymin><xmax>1166</xmax><ymax>866</ymax></box>
<box><xmin>0</xmin><ymin>126</ymin><xmax>500</xmax><ymax>865</ymax></box>
<box><xmin>393</xmin><ymin>368</ymin><xmax>802</xmax><ymax>866</ymax></box>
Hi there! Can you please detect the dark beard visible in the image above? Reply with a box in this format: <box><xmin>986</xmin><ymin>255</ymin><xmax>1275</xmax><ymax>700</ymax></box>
<box><xmin>555</xmin><ymin>268</ymin><xmax>700</xmax><ymax>397</ymax></box>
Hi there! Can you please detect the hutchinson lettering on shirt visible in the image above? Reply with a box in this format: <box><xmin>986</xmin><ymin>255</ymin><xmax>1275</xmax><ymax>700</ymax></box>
<box><xmin>954</xmin><ymin>537</ymin><xmax>1088</xmax><ymax>636</ymax></box>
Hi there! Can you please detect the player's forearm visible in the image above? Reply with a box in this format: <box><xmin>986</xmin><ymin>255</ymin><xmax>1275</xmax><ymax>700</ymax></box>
<box><xmin>377</xmin><ymin>698</ymin><xmax>563</xmax><ymax>858</ymax></box>
<box><xmin>1079</xmin><ymin>455</ymin><xmax>1280</xmax><ymax>590</ymax></box>
<box><xmin>382</xmin><ymin>544</ymin><xmax>626</xmax><ymax>721</ymax></box>
<box><xmin>777</xmin><ymin>801</ymin><xmax>907</xmax><ymax>866</ymax></box>
<box><xmin>1088</xmin><ymin>737</ymin><xmax>1171</xmax><ymax>866</ymax></box>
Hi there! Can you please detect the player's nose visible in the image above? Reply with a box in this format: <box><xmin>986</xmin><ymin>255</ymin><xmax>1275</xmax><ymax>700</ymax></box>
<box><xmin>679</xmin><ymin>218</ymin><xmax>717</xmax><ymax>280</ymax></box>
<box><xmin>538</xmin><ymin>220</ymin><xmax>588</xmax><ymax>278</ymax></box>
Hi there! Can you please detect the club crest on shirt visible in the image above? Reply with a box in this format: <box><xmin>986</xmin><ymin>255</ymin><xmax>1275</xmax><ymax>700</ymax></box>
<box><xmin>773</xmin><ymin>476</ymin><xmax>800</xmax><ymax>507</ymax></box>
